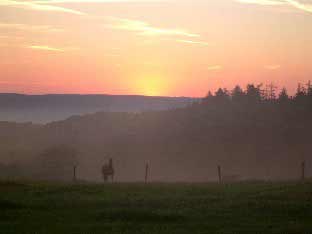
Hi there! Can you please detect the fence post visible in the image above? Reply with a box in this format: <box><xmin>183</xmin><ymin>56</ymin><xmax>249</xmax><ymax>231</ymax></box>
<box><xmin>145</xmin><ymin>163</ymin><xmax>149</xmax><ymax>184</ymax></box>
<box><xmin>218</xmin><ymin>165</ymin><xmax>222</xmax><ymax>183</ymax></box>
<box><xmin>73</xmin><ymin>165</ymin><xmax>77</xmax><ymax>182</ymax></box>
<box><xmin>301</xmin><ymin>161</ymin><xmax>305</xmax><ymax>181</ymax></box>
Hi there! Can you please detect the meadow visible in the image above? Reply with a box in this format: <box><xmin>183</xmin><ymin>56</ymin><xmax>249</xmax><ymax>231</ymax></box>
<box><xmin>1</xmin><ymin>181</ymin><xmax>312</xmax><ymax>234</ymax></box>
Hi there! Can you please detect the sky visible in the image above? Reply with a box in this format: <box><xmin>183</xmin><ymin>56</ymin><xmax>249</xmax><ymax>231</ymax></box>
<box><xmin>0</xmin><ymin>0</ymin><xmax>311</xmax><ymax>97</ymax></box>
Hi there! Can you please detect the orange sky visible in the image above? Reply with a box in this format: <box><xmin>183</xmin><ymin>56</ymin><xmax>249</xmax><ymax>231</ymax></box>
<box><xmin>0</xmin><ymin>0</ymin><xmax>311</xmax><ymax>97</ymax></box>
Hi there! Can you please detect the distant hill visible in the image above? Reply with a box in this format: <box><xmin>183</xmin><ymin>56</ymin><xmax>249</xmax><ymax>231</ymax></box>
<box><xmin>0</xmin><ymin>94</ymin><xmax>198</xmax><ymax>123</ymax></box>
<box><xmin>1</xmin><ymin>85</ymin><xmax>311</xmax><ymax>182</ymax></box>
<box><xmin>1</xmin><ymin>96</ymin><xmax>311</xmax><ymax>182</ymax></box>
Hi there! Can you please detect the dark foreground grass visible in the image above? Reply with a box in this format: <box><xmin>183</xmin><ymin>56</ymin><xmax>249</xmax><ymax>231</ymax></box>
<box><xmin>1</xmin><ymin>181</ymin><xmax>312</xmax><ymax>234</ymax></box>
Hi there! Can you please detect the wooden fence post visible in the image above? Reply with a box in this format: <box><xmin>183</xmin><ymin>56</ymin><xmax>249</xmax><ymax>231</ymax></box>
<box><xmin>301</xmin><ymin>161</ymin><xmax>305</xmax><ymax>181</ymax></box>
<box><xmin>73</xmin><ymin>165</ymin><xmax>77</xmax><ymax>182</ymax></box>
<box><xmin>145</xmin><ymin>163</ymin><xmax>149</xmax><ymax>184</ymax></box>
<box><xmin>218</xmin><ymin>165</ymin><xmax>222</xmax><ymax>183</ymax></box>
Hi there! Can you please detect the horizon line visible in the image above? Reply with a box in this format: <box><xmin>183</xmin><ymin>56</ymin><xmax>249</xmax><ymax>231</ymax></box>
<box><xmin>0</xmin><ymin>92</ymin><xmax>200</xmax><ymax>99</ymax></box>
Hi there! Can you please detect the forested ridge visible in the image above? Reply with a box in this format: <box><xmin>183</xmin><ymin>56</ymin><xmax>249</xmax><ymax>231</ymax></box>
<box><xmin>1</xmin><ymin>83</ymin><xmax>312</xmax><ymax>182</ymax></box>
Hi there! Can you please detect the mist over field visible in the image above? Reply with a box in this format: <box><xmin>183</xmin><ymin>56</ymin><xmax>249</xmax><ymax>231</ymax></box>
<box><xmin>2</xmin><ymin>0</ymin><xmax>312</xmax><ymax>233</ymax></box>
<box><xmin>1</xmin><ymin>84</ymin><xmax>311</xmax><ymax>183</ymax></box>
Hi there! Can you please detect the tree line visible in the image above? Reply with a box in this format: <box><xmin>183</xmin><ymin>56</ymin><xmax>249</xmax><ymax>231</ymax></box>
<box><xmin>202</xmin><ymin>82</ymin><xmax>312</xmax><ymax>105</ymax></box>
<box><xmin>0</xmin><ymin>81</ymin><xmax>312</xmax><ymax>182</ymax></box>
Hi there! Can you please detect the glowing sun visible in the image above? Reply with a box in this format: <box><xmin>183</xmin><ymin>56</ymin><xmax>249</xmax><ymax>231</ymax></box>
<box><xmin>136</xmin><ymin>75</ymin><xmax>168</xmax><ymax>96</ymax></box>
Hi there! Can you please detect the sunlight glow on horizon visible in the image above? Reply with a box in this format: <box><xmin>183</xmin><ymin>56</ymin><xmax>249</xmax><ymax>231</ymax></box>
<box><xmin>135</xmin><ymin>75</ymin><xmax>169</xmax><ymax>96</ymax></box>
<box><xmin>0</xmin><ymin>0</ymin><xmax>311</xmax><ymax>96</ymax></box>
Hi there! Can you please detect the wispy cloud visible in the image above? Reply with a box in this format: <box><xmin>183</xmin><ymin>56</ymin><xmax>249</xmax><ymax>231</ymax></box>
<box><xmin>284</xmin><ymin>0</ymin><xmax>312</xmax><ymax>13</ymax></box>
<box><xmin>27</xmin><ymin>45</ymin><xmax>65</xmax><ymax>52</ymax></box>
<box><xmin>207</xmin><ymin>65</ymin><xmax>222</xmax><ymax>71</ymax></box>
<box><xmin>33</xmin><ymin>0</ymin><xmax>155</xmax><ymax>4</ymax></box>
<box><xmin>235</xmin><ymin>0</ymin><xmax>285</xmax><ymax>5</ymax></box>
<box><xmin>0</xmin><ymin>0</ymin><xmax>85</xmax><ymax>15</ymax></box>
<box><xmin>2</xmin><ymin>0</ymin><xmax>312</xmax><ymax>16</ymax></box>
<box><xmin>235</xmin><ymin>0</ymin><xmax>312</xmax><ymax>14</ymax></box>
<box><xmin>177</xmin><ymin>39</ymin><xmax>210</xmax><ymax>46</ymax></box>
<box><xmin>34</xmin><ymin>0</ymin><xmax>169</xmax><ymax>3</ymax></box>
<box><xmin>0</xmin><ymin>23</ymin><xmax>63</xmax><ymax>32</ymax></box>
<box><xmin>106</xmin><ymin>17</ymin><xmax>200</xmax><ymax>38</ymax></box>
<box><xmin>265</xmin><ymin>64</ymin><xmax>281</xmax><ymax>70</ymax></box>
<box><xmin>26</xmin><ymin>45</ymin><xmax>79</xmax><ymax>52</ymax></box>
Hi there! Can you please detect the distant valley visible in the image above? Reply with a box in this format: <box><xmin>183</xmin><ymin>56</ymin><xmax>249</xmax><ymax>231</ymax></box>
<box><xmin>0</xmin><ymin>94</ymin><xmax>198</xmax><ymax>123</ymax></box>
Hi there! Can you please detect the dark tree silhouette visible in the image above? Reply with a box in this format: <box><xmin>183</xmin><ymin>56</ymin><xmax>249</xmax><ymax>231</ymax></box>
<box><xmin>295</xmin><ymin>83</ymin><xmax>306</xmax><ymax>100</ymax></box>
<box><xmin>215</xmin><ymin>88</ymin><xmax>230</xmax><ymax>103</ymax></box>
<box><xmin>278</xmin><ymin>88</ymin><xmax>289</xmax><ymax>103</ymax></box>
<box><xmin>306</xmin><ymin>81</ymin><xmax>312</xmax><ymax>97</ymax></box>
<box><xmin>246</xmin><ymin>84</ymin><xmax>262</xmax><ymax>103</ymax></box>
<box><xmin>203</xmin><ymin>91</ymin><xmax>214</xmax><ymax>103</ymax></box>
<box><xmin>1</xmin><ymin>82</ymin><xmax>312</xmax><ymax>182</ymax></box>
<box><xmin>231</xmin><ymin>85</ymin><xmax>245</xmax><ymax>103</ymax></box>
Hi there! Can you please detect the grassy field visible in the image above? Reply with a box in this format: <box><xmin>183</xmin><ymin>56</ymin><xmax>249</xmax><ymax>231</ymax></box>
<box><xmin>1</xmin><ymin>181</ymin><xmax>312</xmax><ymax>234</ymax></box>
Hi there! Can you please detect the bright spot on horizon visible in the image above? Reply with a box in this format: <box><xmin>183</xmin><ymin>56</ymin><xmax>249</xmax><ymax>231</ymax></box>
<box><xmin>0</xmin><ymin>0</ymin><xmax>311</xmax><ymax>96</ymax></box>
<box><xmin>136</xmin><ymin>75</ymin><xmax>168</xmax><ymax>96</ymax></box>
